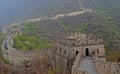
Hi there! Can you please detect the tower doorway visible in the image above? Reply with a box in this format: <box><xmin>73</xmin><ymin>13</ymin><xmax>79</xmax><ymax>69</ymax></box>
<box><xmin>85</xmin><ymin>48</ymin><xmax>89</xmax><ymax>56</ymax></box>
<box><xmin>76</xmin><ymin>51</ymin><xmax>79</xmax><ymax>56</ymax></box>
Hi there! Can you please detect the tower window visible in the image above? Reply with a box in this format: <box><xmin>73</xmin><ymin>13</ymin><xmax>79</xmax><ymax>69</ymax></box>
<box><xmin>65</xmin><ymin>49</ymin><xmax>66</xmax><ymax>54</ymax></box>
<box><xmin>97</xmin><ymin>49</ymin><xmax>99</xmax><ymax>54</ymax></box>
<box><xmin>60</xmin><ymin>48</ymin><xmax>61</xmax><ymax>52</ymax></box>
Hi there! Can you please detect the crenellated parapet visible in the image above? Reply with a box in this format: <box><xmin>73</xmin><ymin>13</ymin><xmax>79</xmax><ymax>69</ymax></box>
<box><xmin>93</xmin><ymin>49</ymin><xmax>120</xmax><ymax>74</ymax></box>
<box><xmin>94</xmin><ymin>56</ymin><xmax>120</xmax><ymax>74</ymax></box>
<box><xmin>54</xmin><ymin>33</ymin><xmax>103</xmax><ymax>47</ymax></box>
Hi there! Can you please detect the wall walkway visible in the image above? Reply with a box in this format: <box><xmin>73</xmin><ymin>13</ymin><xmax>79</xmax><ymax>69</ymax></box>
<box><xmin>79</xmin><ymin>57</ymin><xmax>98</xmax><ymax>74</ymax></box>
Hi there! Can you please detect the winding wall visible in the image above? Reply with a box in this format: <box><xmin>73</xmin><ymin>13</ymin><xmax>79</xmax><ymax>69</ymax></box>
<box><xmin>2</xmin><ymin>29</ymin><xmax>48</xmax><ymax>66</ymax></box>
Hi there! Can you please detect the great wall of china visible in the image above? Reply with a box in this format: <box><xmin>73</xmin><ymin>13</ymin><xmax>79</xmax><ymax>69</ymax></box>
<box><xmin>1</xmin><ymin>0</ymin><xmax>120</xmax><ymax>73</ymax></box>
<box><xmin>1</xmin><ymin>9</ymin><xmax>92</xmax><ymax>67</ymax></box>
<box><xmin>9</xmin><ymin>9</ymin><xmax>92</xmax><ymax>28</ymax></box>
<box><xmin>1</xmin><ymin>28</ymin><xmax>48</xmax><ymax>66</ymax></box>
<box><xmin>1</xmin><ymin>27</ymin><xmax>120</xmax><ymax>74</ymax></box>
<box><xmin>1</xmin><ymin>8</ymin><xmax>120</xmax><ymax>73</ymax></box>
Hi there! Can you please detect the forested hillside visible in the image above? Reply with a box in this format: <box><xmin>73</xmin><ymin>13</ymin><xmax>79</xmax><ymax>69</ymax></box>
<box><xmin>13</xmin><ymin>10</ymin><xmax>120</xmax><ymax>61</ymax></box>
<box><xmin>81</xmin><ymin>0</ymin><xmax>120</xmax><ymax>17</ymax></box>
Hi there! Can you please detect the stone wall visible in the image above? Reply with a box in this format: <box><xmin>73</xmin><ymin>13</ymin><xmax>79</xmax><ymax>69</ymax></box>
<box><xmin>55</xmin><ymin>44</ymin><xmax>76</xmax><ymax>74</ymax></box>
<box><xmin>71</xmin><ymin>44</ymin><xmax>120</xmax><ymax>74</ymax></box>
<box><xmin>2</xmin><ymin>30</ymin><xmax>48</xmax><ymax>66</ymax></box>
<box><xmin>95</xmin><ymin>57</ymin><xmax>120</xmax><ymax>74</ymax></box>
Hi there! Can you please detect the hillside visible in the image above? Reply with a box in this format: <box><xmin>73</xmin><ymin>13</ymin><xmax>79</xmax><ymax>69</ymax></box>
<box><xmin>81</xmin><ymin>0</ymin><xmax>120</xmax><ymax>17</ymax></box>
<box><xmin>80</xmin><ymin>0</ymin><xmax>120</xmax><ymax>56</ymax></box>
<box><xmin>11</xmin><ymin>11</ymin><xmax>120</xmax><ymax>61</ymax></box>
<box><xmin>81</xmin><ymin>0</ymin><xmax>120</xmax><ymax>37</ymax></box>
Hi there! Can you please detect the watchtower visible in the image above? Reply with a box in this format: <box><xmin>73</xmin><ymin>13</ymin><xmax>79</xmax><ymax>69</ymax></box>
<box><xmin>55</xmin><ymin>33</ymin><xmax>105</xmax><ymax>74</ymax></box>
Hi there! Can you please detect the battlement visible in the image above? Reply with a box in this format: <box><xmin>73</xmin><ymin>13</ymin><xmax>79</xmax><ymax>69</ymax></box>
<box><xmin>95</xmin><ymin>56</ymin><xmax>120</xmax><ymax>74</ymax></box>
<box><xmin>54</xmin><ymin>33</ymin><xmax>103</xmax><ymax>47</ymax></box>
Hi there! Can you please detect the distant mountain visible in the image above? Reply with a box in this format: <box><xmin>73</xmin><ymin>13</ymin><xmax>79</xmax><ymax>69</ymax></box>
<box><xmin>1</xmin><ymin>0</ymin><xmax>120</xmax><ymax>27</ymax></box>
<box><xmin>0</xmin><ymin>0</ymin><xmax>81</xmax><ymax>26</ymax></box>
